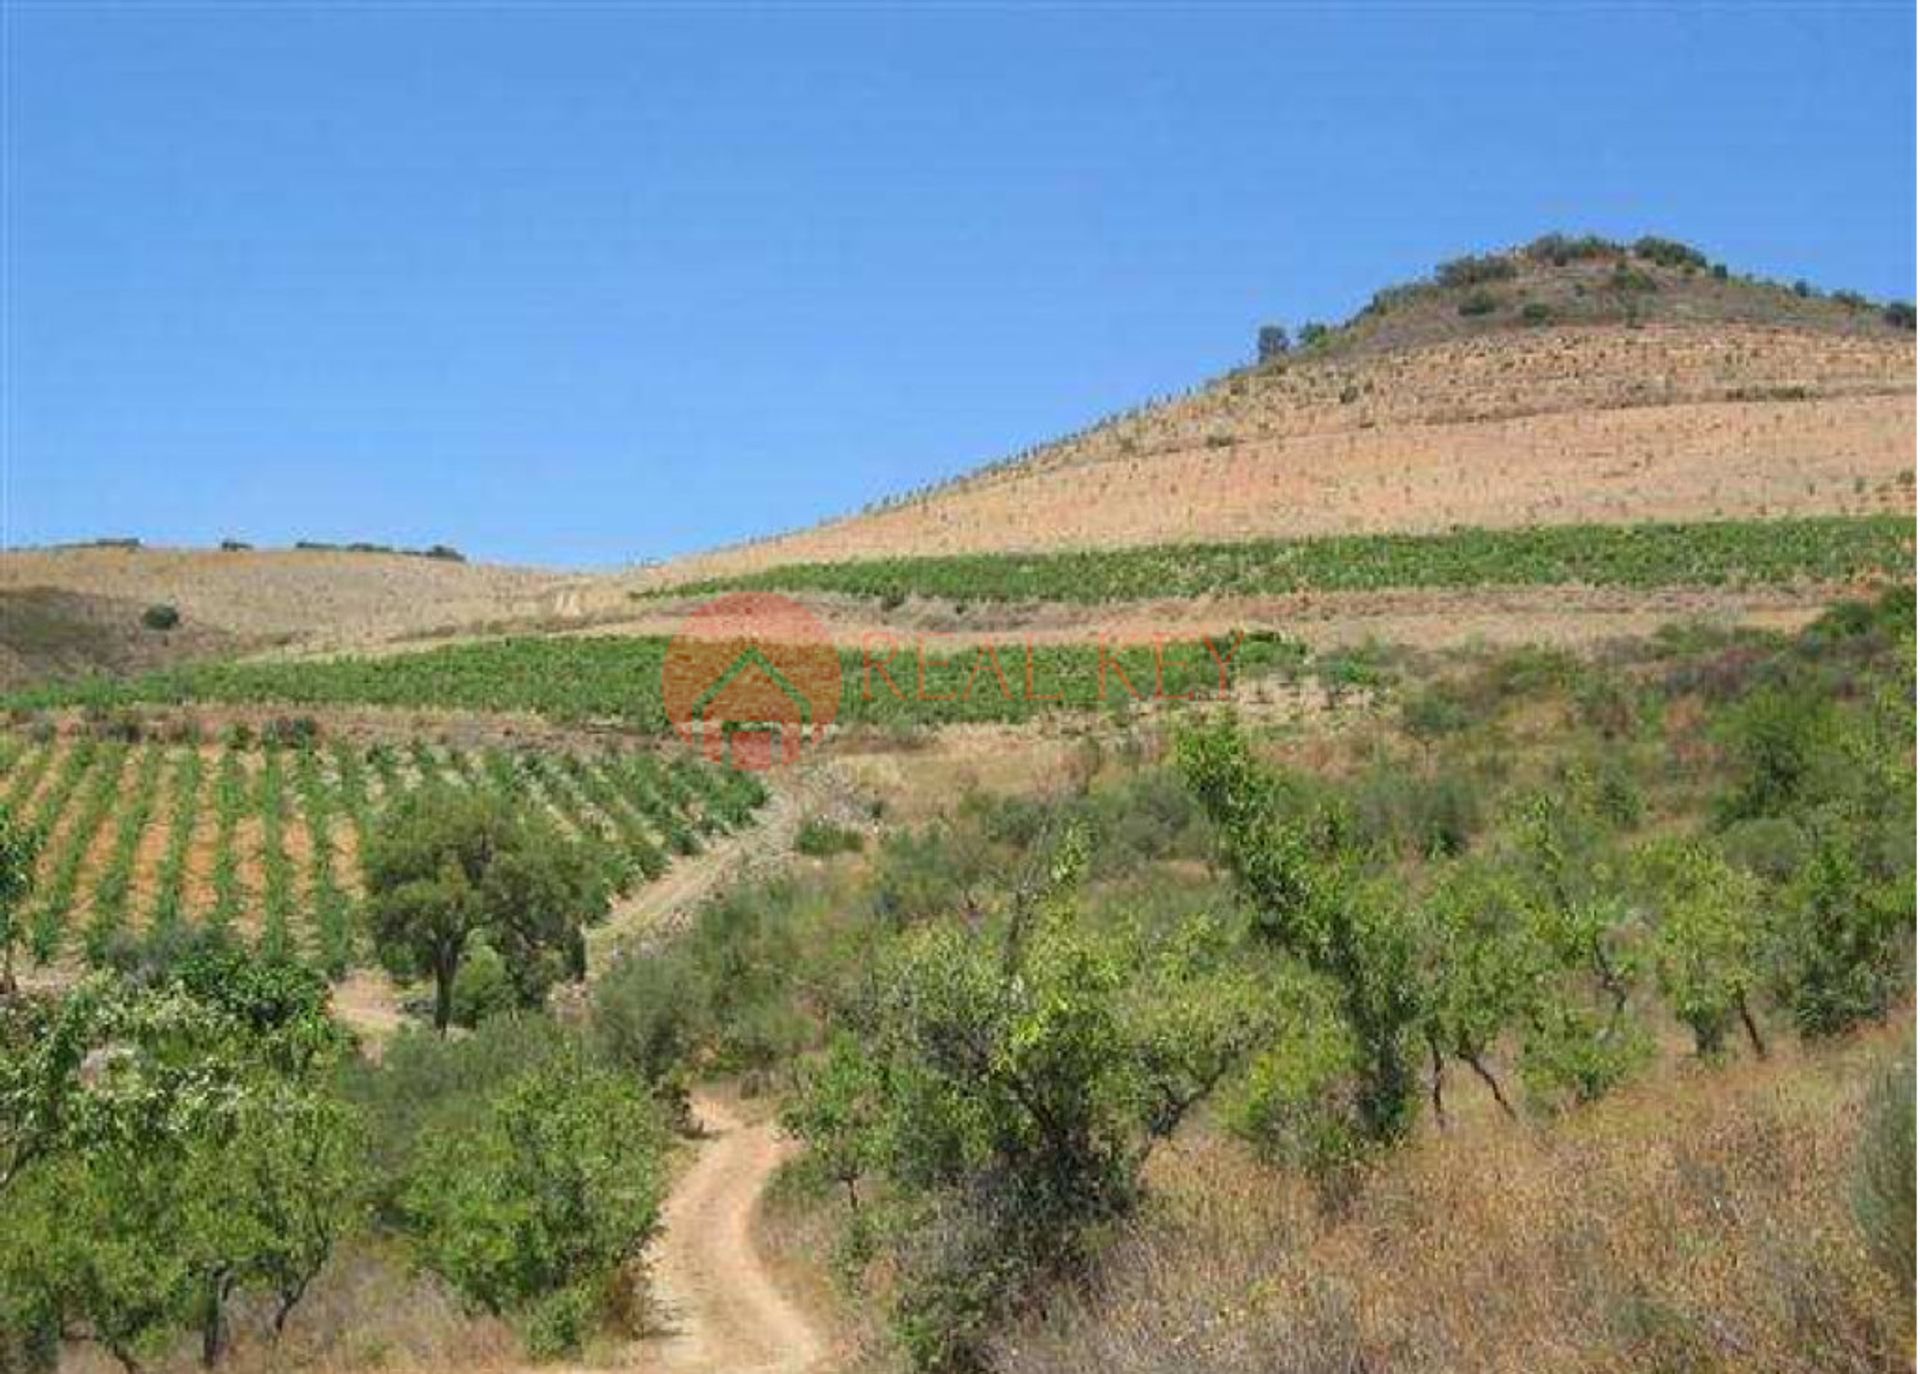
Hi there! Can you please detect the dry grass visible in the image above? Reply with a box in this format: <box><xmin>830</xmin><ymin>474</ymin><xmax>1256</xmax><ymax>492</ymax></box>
<box><xmin>0</xmin><ymin>546</ymin><xmax>576</xmax><ymax>654</ymax></box>
<box><xmin>992</xmin><ymin>1025</ymin><xmax>1914</xmax><ymax>1374</ymax></box>
<box><xmin>59</xmin><ymin>1240</ymin><xmax>523</xmax><ymax>1374</ymax></box>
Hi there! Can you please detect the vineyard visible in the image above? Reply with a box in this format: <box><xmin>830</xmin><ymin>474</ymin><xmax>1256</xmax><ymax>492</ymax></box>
<box><xmin>0</xmin><ymin>729</ymin><xmax>764</xmax><ymax>975</ymax></box>
<box><xmin>1</xmin><ymin>635</ymin><xmax>1308</xmax><ymax>727</ymax></box>
<box><xmin>645</xmin><ymin>514</ymin><xmax>1914</xmax><ymax>605</ymax></box>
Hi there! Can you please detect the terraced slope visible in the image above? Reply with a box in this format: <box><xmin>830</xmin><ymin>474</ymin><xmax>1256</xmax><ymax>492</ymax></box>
<box><xmin>639</xmin><ymin>324</ymin><xmax>1913</xmax><ymax>589</ymax></box>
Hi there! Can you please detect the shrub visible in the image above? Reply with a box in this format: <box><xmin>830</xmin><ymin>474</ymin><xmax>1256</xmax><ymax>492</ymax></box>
<box><xmin>1435</xmin><ymin>253</ymin><xmax>1517</xmax><ymax>288</ymax></box>
<box><xmin>1631</xmin><ymin>236</ymin><xmax>1708</xmax><ymax>270</ymax></box>
<box><xmin>796</xmin><ymin>819</ymin><xmax>864</xmax><ymax>857</ymax></box>
<box><xmin>1769</xmin><ymin>825</ymin><xmax>1910</xmax><ymax>1037</ymax></box>
<box><xmin>260</xmin><ymin>714</ymin><xmax>320</xmax><ymax>748</ymax></box>
<box><xmin>785</xmin><ymin>833</ymin><xmax>1270</xmax><ymax>1370</ymax></box>
<box><xmin>400</xmin><ymin>1049</ymin><xmax>668</xmax><ymax>1353</ymax></box>
<box><xmin>449</xmin><ymin>939</ymin><xmax>518</xmax><ymax>1028</ymax></box>
<box><xmin>1519</xmin><ymin>301</ymin><xmax>1555</xmax><ymax>325</ymax></box>
<box><xmin>1256</xmin><ymin>324</ymin><xmax>1290</xmax><ymax>362</ymax></box>
<box><xmin>1714</xmin><ymin>687</ymin><xmax>1837</xmax><ymax>823</ymax></box>
<box><xmin>1524</xmin><ymin>232</ymin><xmax>1622</xmax><ymax>265</ymax></box>
<box><xmin>1883</xmin><ymin>300</ymin><xmax>1916</xmax><ymax>330</ymax></box>
<box><xmin>1609</xmin><ymin>264</ymin><xmax>1659</xmax><ymax>294</ymax></box>
<box><xmin>1456</xmin><ymin>290</ymin><xmax>1500</xmax><ymax>317</ymax></box>
<box><xmin>140</xmin><ymin>604</ymin><xmax>180</xmax><ymax>631</ymax></box>
<box><xmin>591</xmin><ymin>948</ymin><xmax>701</xmax><ymax>1125</ymax></box>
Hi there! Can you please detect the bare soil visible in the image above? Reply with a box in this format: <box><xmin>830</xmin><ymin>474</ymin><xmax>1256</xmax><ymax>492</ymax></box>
<box><xmin>626</xmin><ymin>326</ymin><xmax>1914</xmax><ymax>589</ymax></box>
<box><xmin>640</xmin><ymin>1093</ymin><xmax>826</xmax><ymax>1374</ymax></box>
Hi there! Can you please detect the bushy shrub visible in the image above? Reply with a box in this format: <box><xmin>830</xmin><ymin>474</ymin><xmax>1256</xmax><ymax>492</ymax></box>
<box><xmin>1457</xmin><ymin>290</ymin><xmax>1501</xmax><ymax>317</ymax></box>
<box><xmin>1435</xmin><ymin>253</ymin><xmax>1517</xmax><ymax>288</ymax></box>
<box><xmin>400</xmin><ymin>1049</ymin><xmax>667</xmax><ymax>1353</ymax></box>
<box><xmin>1714</xmin><ymin>687</ymin><xmax>1838</xmax><ymax>823</ymax></box>
<box><xmin>449</xmin><ymin>938</ymin><xmax>518</xmax><ymax>1028</ymax></box>
<box><xmin>796</xmin><ymin>819</ymin><xmax>864</xmax><ymax>857</ymax></box>
<box><xmin>260</xmin><ymin>714</ymin><xmax>319</xmax><ymax>748</ymax></box>
<box><xmin>592</xmin><ymin>948</ymin><xmax>700</xmax><ymax>1125</ymax></box>
<box><xmin>1884</xmin><ymin>300</ymin><xmax>1917</xmax><ymax>330</ymax></box>
<box><xmin>1524</xmin><ymin>232</ymin><xmax>1622</xmax><ymax>264</ymax></box>
<box><xmin>1768</xmin><ymin>825</ymin><xmax>1910</xmax><ymax>1037</ymax></box>
<box><xmin>140</xmin><ymin>603</ymin><xmax>180</xmax><ymax>631</ymax></box>
<box><xmin>1609</xmin><ymin>264</ymin><xmax>1660</xmax><ymax>294</ymax></box>
<box><xmin>1631</xmin><ymin>236</ymin><xmax>1708</xmax><ymax>270</ymax></box>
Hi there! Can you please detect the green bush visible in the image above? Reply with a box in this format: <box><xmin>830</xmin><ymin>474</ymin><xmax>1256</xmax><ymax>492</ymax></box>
<box><xmin>1435</xmin><ymin>253</ymin><xmax>1518</xmax><ymax>288</ymax></box>
<box><xmin>1769</xmin><ymin>826</ymin><xmax>1910</xmax><ymax>1038</ymax></box>
<box><xmin>1632</xmin><ymin>236</ymin><xmax>1708</xmax><ymax>270</ymax></box>
<box><xmin>795</xmin><ymin>820</ymin><xmax>864</xmax><ymax>857</ymax></box>
<box><xmin>1457</xmin><ymin>290</ymin><xmax>1501</xmax><ymax>317</ymax></box>
<box><xmin>140</xmin><ymin>604</ymin><xmax>180</xmax><ymax>631</ymax></box>
<box><xmin>449</xmin><ymin>939</ymin><xmax>518</xmax><ymax>1028</ymax></box>
<box><xmin>592</xmin><ymin>948</ymin><xmax>701</xmax><ymax>1125</ymax></box>
<box><xmin>1524</xmin><ymin>232</ymin><xmax>1621</xmax><ymax>265</ymax></box>
<box><xmin>1609</xmin><ymin>264</ymin><xmax>1660</xmax><ymax>294</ymax></box>
<box><xmin>400</xmin><ymin>1048</ymin><xmax>667</xmax><ymax>1352</ymax></box>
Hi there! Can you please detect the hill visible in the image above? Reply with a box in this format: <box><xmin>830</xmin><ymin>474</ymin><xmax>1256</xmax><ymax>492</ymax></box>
<box><xmin>0</xmin><ymin>544</ymin><xmax>584</xmax><ymax>674</ymax></box>
<box><xmin>632</xmin><ymin>235</ymin><xmax>1914</xmax><ymax>590</ymax></box>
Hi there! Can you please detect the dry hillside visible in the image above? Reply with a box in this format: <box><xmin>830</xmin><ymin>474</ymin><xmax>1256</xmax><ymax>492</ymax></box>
<box><xmin>0</xmin><ymin>545</ymin><xmax>585</xmax><ymax>670</ymax></box>
<box><xmin>634</xmin><ymin>241</ymin><xmax>1915</xmax><ymax>590</ymax></box>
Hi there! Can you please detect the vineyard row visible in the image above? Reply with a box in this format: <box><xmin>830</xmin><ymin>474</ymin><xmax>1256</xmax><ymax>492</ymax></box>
<box><xmin>0</xmin><ymin>735</ymin><xmax>763</xmax><ymax>975</ymax></box>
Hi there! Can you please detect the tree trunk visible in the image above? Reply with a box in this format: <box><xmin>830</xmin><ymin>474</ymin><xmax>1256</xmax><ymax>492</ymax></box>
<box><xmin>199</xmin><ymin>1274</ymin><xmax>228</xmax><ymax>1368</ymax></box>
<box><xmin>433</xmin><ymin>949</ymin><xmax>458</xmax><ymax>1033</ymax></box>
<box><xmin>1427</xmin><ymin>1032</ymin><xmax>1448</xmax><ymax>1129</ymax></box>
<box><xmin>1463</xmin><ymin>1050</ymin><xmax>1519</xmax><ymax>1120</ymax></box>
<box><xmin>1737</xmin><ymin>994</ymin><xmax>1769</xmax><ymax>1060</ymax></box>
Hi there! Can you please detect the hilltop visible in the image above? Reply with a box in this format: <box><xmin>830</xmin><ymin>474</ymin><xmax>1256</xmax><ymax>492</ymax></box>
<box><xmin>2</xmin><ymin>235</ymin><xmax>1911</xmax><ymax>670</ymax></box>
<box><xmin>633</xmin><ymin>234</ymin><xmax>1914</xmax><ymax>588</ymax></box>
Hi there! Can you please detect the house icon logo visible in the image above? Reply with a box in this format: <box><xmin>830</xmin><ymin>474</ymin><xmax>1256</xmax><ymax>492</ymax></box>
<box><xmin>661</xmin><ymin>592</ymin><xmax>843</xmax><ymax>770</ymax></box>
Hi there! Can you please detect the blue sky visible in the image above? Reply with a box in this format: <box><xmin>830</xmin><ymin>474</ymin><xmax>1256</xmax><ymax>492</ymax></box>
<box><xmin>5</xmin><ymin>3</ymin><xmax>1913</xmax><ymax>569</ymax></box>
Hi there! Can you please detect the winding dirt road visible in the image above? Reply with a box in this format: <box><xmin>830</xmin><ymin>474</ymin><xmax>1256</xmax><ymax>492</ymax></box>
<box><xmin>641</xmin><ymin>1093</ymin><xmax>826</xmax><ymax>1374</ymax></box>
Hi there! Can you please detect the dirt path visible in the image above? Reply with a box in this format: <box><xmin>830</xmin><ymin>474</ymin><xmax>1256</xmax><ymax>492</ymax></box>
<box><xmin>326</xmin><ymin>773</ymin><xmax>831</xmax><ymax>1373</ymax></box>
<box><xmin>584</xmin><ymin>781</ymin><xmax>804</xmax><ymax>973</ymax></box>
<box><xmin>639</xmin><ymin>1093</ymin><xmax>826</xmax><ymax>1374</ymax></box>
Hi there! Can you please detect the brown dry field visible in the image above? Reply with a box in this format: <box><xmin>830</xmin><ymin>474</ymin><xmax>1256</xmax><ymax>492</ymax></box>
<box><xmin>557</xmin><ymin>580</ymin><xmax>1840</xmax><ymax>653</ymax></box>
<box><xmin>0</xmin><ymin>545</ymin><xmax>586</xmax><ymax>652</ymax></box>
<box><xmin>631</xmin><ymin>325</ymin><xmax>1915</xmax><ymax>589</ymax></box>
